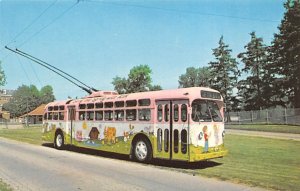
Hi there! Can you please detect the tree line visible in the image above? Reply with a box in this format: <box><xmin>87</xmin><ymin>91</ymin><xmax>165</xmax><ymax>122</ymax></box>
<box><xmin>114</xmin><ymin>1</ymin><xmax>300</xmax><ymax>111</ymax></box>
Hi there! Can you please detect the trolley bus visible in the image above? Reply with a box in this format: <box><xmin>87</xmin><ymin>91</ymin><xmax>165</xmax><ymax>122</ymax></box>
<box><xmin>42</xmin><ymin>87</ymin><xmax>227</xmax><ymax>162</ymax></box>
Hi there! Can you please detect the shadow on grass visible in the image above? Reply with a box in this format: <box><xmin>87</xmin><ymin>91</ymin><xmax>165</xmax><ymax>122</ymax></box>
<box><xmin>42</xmin><ymin>143</ymin><xmax>222</xmax><ymax>170</ymax></box>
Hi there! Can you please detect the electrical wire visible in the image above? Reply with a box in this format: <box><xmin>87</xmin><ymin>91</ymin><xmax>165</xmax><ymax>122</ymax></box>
<box><xmin>5</xmin><ymin>0</ymin><xmax>58</xmax><ymax>47</ymax></box>
<box><xmin>17</xmin><ymin>0</ymin><xmax>80</xmax><ymax>48</ymax></box>
<box><xmin>85</xmin><ymin>0</ymin><xmax>279</xmax><ymax>23</ymax></box>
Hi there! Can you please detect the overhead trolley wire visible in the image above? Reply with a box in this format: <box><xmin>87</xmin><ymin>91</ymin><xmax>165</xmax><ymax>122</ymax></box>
<box><xmin>85</xmin><ymin>0</ymin><xmax>279</xmax><ymax>23</ymax></box>
<box><xmin>5</xmin><ymin>0</ymin><xmax>58</xmax><ymax>47</ymax></box>
<box><xmin>18</xmin><ymin>0</ymin><xmax>80</xmax><ymax>48</ymax></box>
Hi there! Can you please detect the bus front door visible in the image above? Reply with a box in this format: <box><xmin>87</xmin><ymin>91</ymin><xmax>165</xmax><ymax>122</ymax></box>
<box><xmin>67</xmin><ymin>106</ymin><xmax>76</xmax><ymax>144</ymax></box>
<box><xmin>155</xmin><ymin>100</ymin><xmax>189</xmax><ymax>161</ymax></box>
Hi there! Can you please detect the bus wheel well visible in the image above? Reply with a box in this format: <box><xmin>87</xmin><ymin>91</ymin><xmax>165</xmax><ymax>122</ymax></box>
<box><xmin>55</xmin><ymin>128</ymin><xmax>63</xmax><ymax>136</ymax></box>
<box><xmin>131</xmin><ymin>133</ymin><xmax>153</xmax><ymax>162</ymax></box>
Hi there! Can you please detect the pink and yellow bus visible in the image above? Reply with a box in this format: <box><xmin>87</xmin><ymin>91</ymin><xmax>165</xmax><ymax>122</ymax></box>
<box><xmin>42</xmin><ymin>87</ymin><xmax>227</xmax><ymax>162</ymax></box>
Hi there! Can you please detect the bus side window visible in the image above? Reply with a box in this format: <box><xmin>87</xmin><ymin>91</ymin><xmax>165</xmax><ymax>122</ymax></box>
<box><xmin>157</xmin><ymin>105</ymin><xmax>162</xmax><ymax>122</ymax></box>
<box><xmin>44</xmin><ymin>113</ymin><xmax>47</xmax><ymax>120</ymax></box>
<box><xmin>53</xmin><ymin>112</ymin><xmax>58</xmax><ymax>120</ymax></box>
<box><xmin>181</xmin><ymin>129</ymin><xmax>187</xmax><ymax>154</ymax></box>
<box><xmin>48</xmin><ymin>112</ymin><xmax>53</xmax><ymax>120</ymax></box>
<box><xmin>174</xmin><ymin>104</ymin><xmax>179</xmax><ymax>122</ymax></box>
<box><xmin>181</xmin><ymin>104</ymin><xmax>187</xmax><ymax>122</ymax></box>
<box><xmin>164</xmin><ymin>104</ymin><xmax>169</xmax><ymax>122</ymax></box>
<box><xmin>126</xmin><ymin>109</ymin><xmax>136</xmax><ymax>121</ymax></box>
<box><xmin>59</xmin><ymin>112</ymin><xmax>64</xmax><ymax>120</ymax></box>
<box><xmin>157</xmin><ymin>128</ymin><xmax>162</xmax><ymax>152</ymax></box>
<box><xmin>115</xmin><ymin>110</ymin><xmax>124</xmax><ymax>121</ymax></box>
<box><xmin>104</xmin><ymin>110</ymin><xmax>113</xmax><ymax>121</ymax></box>
<box><xmin>164</xmin><ymin>129</ymin><xmax>169</xmax><ymax>152</ymax></box>
<box><xmin>87</xmin><ymin>111</ymin><xmax>94</xmax><ymax>121</ymax></box>
<box><xmin>174</xmin><ymin>129</ymin><xmax>179</xmax><ymax>153</ymax></box>
<box><xmin>138</xmin><ymin>109</ymin><xmax>151</xmax><ymax>121</ymax></box>
<box><xmin>79</xmin><ymin>111</ymin><xmax>85</xmax><ymax>120</ymax></box>
<box><xmin>95</xmin><ymin>111</ymin><xmax>103</xmax><ymax>121</ymax></box>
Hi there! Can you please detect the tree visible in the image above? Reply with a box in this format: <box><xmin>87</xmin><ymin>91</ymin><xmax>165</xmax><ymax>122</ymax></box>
<box><xmin>3</xmin><ymin>85</ymin><xmax>55</xmax><ymax>117</ymax></box>
<box><xmin>0</xmin><ymin>61</ymin><xmax>6</xmax><ymax>87</ymax></box>
<box><xmin>178</xmin><ymin>66</ymin><xmax>211</xmax><ymax>88</ymax></box>
<box><xmin>112</xmin><ymin>65</ymin><xmax>162</xmax><ymax>94</ymax></box>
<box><xmin>237</xmin><ymin>32</ymin><xmax>268</xmax><ymax>110</ymax></box>
<box><xmin>268</xmin><ymin>0</ymin><xmax>300</xmax><ymax>108</ymax></box>
<box><xmin>208</xmin><ymin>36</ymin><xmax>240</xmax><ymax>111</ymax></box>
<box><xmin>40</xmin><ymin>85</ymin><xmax>55</xmax><ymax>104</ymax></box>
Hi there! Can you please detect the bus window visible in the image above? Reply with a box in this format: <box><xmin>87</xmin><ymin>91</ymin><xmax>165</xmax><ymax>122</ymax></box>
<box><xmin>115</xmin><ymin>101</ymin><xmax>124</xmax><ymax>108</ymax></box>
<box><xmin>126</xmin><ymin>100</ymin><xmax>137</xmax><ymax>107</ymax></box>
<box><xmin>79</xmin><ymin>111</ymin><xmax>85</xmax><ymax>120</ymax></box>
<box><xmin>59</xmin><ymin>112</ymin><xmax>64</xmax><ymax>120</ymax></box>
<box><xmin>95</xmin><ymin>103</ymin><xmax>103</xmax><ymax>108</ymax></box>
<box><xmin>207</xmin><ymin>101</ymin><xmax>223</xmax><ymax>122</ymax></box>
<box><xmin>174</xmin><ymin>104</ymin><xmax>179</xmax><ymax>122</ymax></box>
<box><xmin>53</xmin><ymin>112</ymin><xmax>58</xmax><ymax>120</ymax></box>
<box><xmin>95</xmin><ymin>111</ymin><xmax>103</xmax><ymax>121</ymax></box>
<box><xmin>87</xmin><ymin>103</ymin><xmax>94</xmax><ymax>109</ymax></box>
<box><xmin>48</xmin><ymin>112</ymin><xmax>53</xmax><ymax>120</ymax></box>
<box><xmin>138</xmin><ymin>99</ymin><xmax>150</xmax><ymax>106</ymax></box>
<box><xmin>164</xmin><ymin>105</ymin><xmax>169</xmax><ymax>122</ymax></box>
<box><xmin>181</xmin><ymin>129</ymin><xmax>187</xmax><ymax>154</ymax></box>
<box><xmin>104</xmin><ymin>110</ymin><xmax>113</xmax><ymax>121</ymax></box>
<box><xmin>79</xmin><ymin>104</ymin><xmax>86</xmax><ymax>109</ymax></box>
<box><xmin>59</xmin><ymin>105</ymin><xmax>65</xmax><ymax>110</ymax></box>
<box><xmin>44</xmin><ymin>113</ymin><xmax>47</xmax><ymax>120</ymax></box>
<box><xmin>192</xmin><ymin>99</ymin><xmax>216</xmax><ymax>122</ymax></box>
<box><xmin>126</xmin><ymin>109</ymin><xmax>136</xmax><ymax>121</ymax></box>
<box><xmin>105</xmin><ymin>102</ymin><xmax>113</xmax><ymax>108</ymax></box>
<box><xmin>174</xmin><ymin>129</ymin><xmax>179</xmax><ymax>153</ymax></box>
<box><xmin>164</xmin><ymin>129</ymin><xmax>169</xmax><ymax>152</ymax></box>
<box><xmin>181</xmin><ymin>104</ymin><xmax>187</xmax><ymax>122</ymax></box>
<box><xmin>115</xmin><ymin>110</ymin><xmax>124</xmax><ymax>121</ymax></box>
<box><xmin>87</xmin><ymin>111</ymin><xmax>94</xmax><ymax>120</ymax></box>
<box><xmin>138</xmin><ymin>109</ymin><xmax>151</xmax><ymax>121</ymax></box>
<box><xmin>157</xmin><ymin>105</ymin><xmax>163</xmax><ymax>122</ymax></box>
<box><xmin>54</xmin><ymin>106</ymin><xmax>59</xmax><ymax>111</ymax></box>
<box><xmin>48</xmin><ymin>106</ymin><xmax>53</xmax><ymax>111</ymax></box>
<box><xmin>157</xmin><ymin>128</ymin><xmax>162</xmax><ymax>152</ymax></box>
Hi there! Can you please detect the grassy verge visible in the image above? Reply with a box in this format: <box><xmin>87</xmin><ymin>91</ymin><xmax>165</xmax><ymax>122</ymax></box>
<box><xmin>193</xmin><ymin>134</ymin><xmax>300</xmax><ymax>191</ymax></box>
<box><xmin>0</xmin><ymin>179</ymin><xmax>13</xmax><ymax>191</ymax></box>
<box><xmin>0</xmin><ymin>126</ymin><xmax>42</xmax><ymax>145</ymax></box>
<box><xmin>226</xmin><ymin>124</ymin><xmax>300</xmax><ymax>134</ymax></box>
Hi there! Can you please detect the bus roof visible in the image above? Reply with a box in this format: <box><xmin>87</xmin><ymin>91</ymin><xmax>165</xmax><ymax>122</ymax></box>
<box><xmin>45</xmin><ymin>87</ymin><xmax>222</xmax><ymax>107</ymax></box>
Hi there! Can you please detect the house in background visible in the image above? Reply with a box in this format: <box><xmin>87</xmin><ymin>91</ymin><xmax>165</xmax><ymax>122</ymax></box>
<box><xmin>20</xmin><ymin>104</ymin><xmax>46</xmax><ymax>124</ymax></box>
<box><xmin>0</xmin><ymin>89</ymin><xmax>14</xmax><ymax>120</ymax></box>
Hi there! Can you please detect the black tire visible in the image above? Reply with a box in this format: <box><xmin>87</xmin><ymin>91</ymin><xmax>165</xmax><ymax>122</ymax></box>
<box><xmin>133</xmin><ymin>137</ymin><xmax>152</xmax><ymax>162</ymax></box>
<box><xmin>54</xmin><ymin>131</ymin><xmax>64</xmax><ymax>150</ymax></box>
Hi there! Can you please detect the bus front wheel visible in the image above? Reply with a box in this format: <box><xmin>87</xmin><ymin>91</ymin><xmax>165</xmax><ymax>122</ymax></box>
<box><xmin>133</xmin><ymin>138</ymin><xmax>152</xmax><ymax>162</ymax></box>
<box><xmin>54</xmin><ymin>131</ymin><xmax>64</xmax><ymax>150</ymax></box>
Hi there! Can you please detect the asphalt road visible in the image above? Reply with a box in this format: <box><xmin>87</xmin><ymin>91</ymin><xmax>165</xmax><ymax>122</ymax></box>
<box><xmin>0</xmin><ymin>137</ymin><xmax>263</xmax><ymax>191</ymax></box>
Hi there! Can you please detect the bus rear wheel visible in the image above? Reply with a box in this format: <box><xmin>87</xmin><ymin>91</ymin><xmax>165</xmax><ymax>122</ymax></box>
<box><xmin>54</xmin><ymin>131</ymin><xmax>64</xmax><ymax>150</ymax></box>
<box><xmin>133</xmin><ymin>138</ymin><xmax>152</xmax><ymax>162</ymax></box>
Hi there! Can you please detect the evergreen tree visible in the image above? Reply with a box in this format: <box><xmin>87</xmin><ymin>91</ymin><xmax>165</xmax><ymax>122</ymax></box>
<box><xmin>178</xmin><ymin>66</ymin><xmax>211</xmax><ymax>88</ymax></box>
<box><xmin>208</xmin><ymin>36</ymin><xmax>239</xmax><ymax>111</ymax></box>
<box><xmin>237</xmin><ymin>32</ymin><xmax>268</xmax><ymax>110</ymax></box>
<box><xmin>269</xmin><ymin>0</ymin><xmax>300</xmax><ymax>108</ymax></box>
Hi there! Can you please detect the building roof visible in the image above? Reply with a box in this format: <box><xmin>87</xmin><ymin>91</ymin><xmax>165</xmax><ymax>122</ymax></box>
<box><xmin>21</xmin><ymin>104</ymin><xmax>46</xmax><ymax>117</ymax></box>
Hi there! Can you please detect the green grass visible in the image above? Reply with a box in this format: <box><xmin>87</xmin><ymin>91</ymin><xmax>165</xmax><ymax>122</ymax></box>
<box><xmin>193</xmin><ymin>134</ymin><xmax>300</xmax><ymax>191</ymax></box>
<box><xmin>1</xmin><ymin>126</ymin><xmax>300</xmax><ymax>190</ymax></box>
<box><xmin>0</xmin><ymin>126</ymin><xmax>42</xmax><ymax>145</ymax></box>
<box><xmin>226</xmin><ymin>124</ymin><xmax>300</xmax><ymax>134</ymax></box>
<box><xmin>0</xmin><ymin>179</ymin><xmax>13</xmax><ymax>191</ymax></box>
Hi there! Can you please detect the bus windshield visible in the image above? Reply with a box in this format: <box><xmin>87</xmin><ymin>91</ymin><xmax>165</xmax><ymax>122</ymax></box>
<box><xmin>192</xmin><ymin>99</ymin><xmax>223</xmax><ymax>122</ymax></box>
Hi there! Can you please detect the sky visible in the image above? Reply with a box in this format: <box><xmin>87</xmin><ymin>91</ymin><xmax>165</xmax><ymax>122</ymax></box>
<box><xmin>0</xmin><ymin>0</ymin><xmax>285</xmax><ymax>100</ymax></box>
